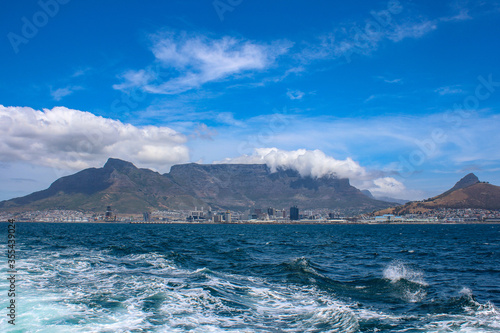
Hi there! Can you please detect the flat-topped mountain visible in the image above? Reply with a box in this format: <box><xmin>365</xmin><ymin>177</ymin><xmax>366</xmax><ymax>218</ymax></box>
<box><xmin>167</xmin><ymin>163</ymin><xmax>390</xmax><ymax>211</ymax></box>
<box><xmin>376</xmin><ymin>173</ymin><xmax>500</xmax><ymax>215</ymax></box>
<box><xmin>0</xmin><ymin>158</ymin><xmax>393</xmax><ymax>213</ymax></box>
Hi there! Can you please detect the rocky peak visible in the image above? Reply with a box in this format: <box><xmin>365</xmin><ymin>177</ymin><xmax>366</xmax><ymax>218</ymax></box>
<box><xmin>450</xmin><ymin>173</ymin><xmax>480</xmax><ymax>192</ymax></box>
<box><xmin>103</xmin><ymin>158</ymin><xmax>137</xmax><ymax>171</ymax></box>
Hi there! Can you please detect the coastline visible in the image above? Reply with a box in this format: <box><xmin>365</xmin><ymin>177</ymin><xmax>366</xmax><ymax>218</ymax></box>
<box><xmin>2</xmin><ymin>220</ymin><xmax>499</xmax><ymax>225</ymax></box>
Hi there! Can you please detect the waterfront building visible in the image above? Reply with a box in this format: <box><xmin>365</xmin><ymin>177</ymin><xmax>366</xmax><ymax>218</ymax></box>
<box><xmin>224</xmin><ymin>211</ymin><xmax>232</xmax><ymax>223</ymax></box>
<box><xmin>105</xmin><ymin>206</ymin><xmax>115</xmax><ymax>222</ymax></box>
<box><xmin>374</xmin><ymin>214</ymin><xmax>403</xmax><ymax>223</ymax></box>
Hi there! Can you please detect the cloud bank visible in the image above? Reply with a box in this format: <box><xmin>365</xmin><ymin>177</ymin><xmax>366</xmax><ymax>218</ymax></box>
<box><xmin>215</xmin><ymin>147</ymin><xmax>407</xmax><ymax>198</ymax></box>
<box><xmin>0</xmin><ymin>105</ymin><xmax>189</xmax><ymax>172</ymax></box>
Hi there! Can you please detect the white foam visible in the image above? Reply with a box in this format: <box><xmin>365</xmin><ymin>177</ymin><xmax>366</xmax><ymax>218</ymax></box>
<box><xmin>0</xmin><ymin>244</ymin><xmax>363</xmax><ymax>332</ymax></box>
<box><xmin>383</xmin><ymin>261</ymin><xmax>428</xmax><ymax>286</ymax></box>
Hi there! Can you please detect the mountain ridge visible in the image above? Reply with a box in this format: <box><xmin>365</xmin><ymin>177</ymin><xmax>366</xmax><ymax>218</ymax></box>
<box><xmin>0</xmin><ymin>158</ymin><xmax>394</xmax><ymax>214</ymax></box>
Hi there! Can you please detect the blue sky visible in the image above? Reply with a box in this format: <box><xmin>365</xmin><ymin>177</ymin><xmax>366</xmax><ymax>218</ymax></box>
<box><xmin>1</xmin><ymin>0</ymin><xmax>500</xmax><ymax>201</ymax></box>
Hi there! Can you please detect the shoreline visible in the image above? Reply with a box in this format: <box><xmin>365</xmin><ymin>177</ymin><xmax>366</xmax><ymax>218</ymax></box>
<box><xmin>1</xmin><ymin>220</ymin><xmax>499</xmax><ymax>225</ymax></box>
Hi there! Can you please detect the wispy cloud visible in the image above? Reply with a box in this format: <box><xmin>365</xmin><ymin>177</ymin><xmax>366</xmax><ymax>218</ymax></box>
<box><xmin>435</xmin><ymin>85</ymin><xmax>464</xmax><ymax>95</ymax></box>
<box><xmin>299</xmin><ymin>16</ymin><xmax>438</xmax><ymax>63</ymax></box>
<box><xmin>296</xmin><ymin>0</ymin><xmax>483</xmax><ymax>64</ymax></box>
<box><xmin>376</xmin><ymin>76</ymin><xmax>403</xmax><ymax>84</ymax></box>
<box><xmin>287</xmin><ymin>89</ymin><xmax>305</xmax><ymax>100</ymax></box>
<box><xmin>440</xmin><ymin>9</ymin><xmax>472</xmax><ymax>22</ymax></box>
<box><xmin>71</xmin><ymin>67</ymin><xmax>92</xmax><ymax>78</ymax></box>
<box><xmin>114</xmin><ymin>32</ymin><xmax>292</xmax><ymax>95</ymax></box>
<box><xmin>216</xmin><ymin>112</ymin><xmax>245</xmax><ymax>127</ymax></box>
<box><xmin>50</xmin><ymin>86</ymin><xmax>83</xmax><ymax>101</ymax></box>
<box><xmin>188</xmin><ymin>123</ymin><xmax>218</xmax><ymax>141</ymax></box>
<box><xmin>386</xmin><ymin>20</ymin><xmax>437</xmax><ymax>42</ymax></box>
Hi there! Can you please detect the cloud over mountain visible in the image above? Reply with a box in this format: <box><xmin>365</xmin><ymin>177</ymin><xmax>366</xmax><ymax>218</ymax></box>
<box><xmin>217</xmin><ymin>148</ymin><xmax>367</xmax><ymax>179</ymax></box>
<box><xmin>215</xmin><ymin>147</ymin><xmax>407</xmax><ymax>198</ymax></box>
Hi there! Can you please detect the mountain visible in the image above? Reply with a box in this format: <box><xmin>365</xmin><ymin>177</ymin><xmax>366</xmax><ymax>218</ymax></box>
<box><xmin>0</xmin><ymin>158</ymin><xmax>393</xmax><ymax>214</ymax></box>
<box><xmin>376</xmin><ymin>173</ymin><xmax>500</xmax><ymax>215</ymax></box>
<box><xmin>361</xmin><ymin>190</ymin><xmax>408</xmax><ymax>205</ymax></box>
<box><xmin>373</xmin><ymin>196</ymin><xmax>409</xmax><ymax>205</ymax></box>
<box><xmin>167</xmin><ymin>163</ymin><xmax>391</xmax><ymax>211</ymax></box>
<box><xmin>0</xmin><ymin>158</ymin><xmax>205</xmax><ymax>213</ymax></box>
<box><xmin>442</xmin><ymin>173</ymin><xmax>480</xmax><ymax>195</ymax></box>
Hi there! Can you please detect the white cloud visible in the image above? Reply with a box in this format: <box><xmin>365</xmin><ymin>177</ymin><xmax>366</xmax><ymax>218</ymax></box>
<box><xmin>216</xmin><ymin>147</ymin><xmax>368</xmax><ymax>179</ymax></box>
<box><xmin>71</xmin><ymin>67</ymin><xmax>92</xmax><ymax>78</ymax></box>
<box><xmin>383</xmin><ymin>78</ymin><xmax>402</xmax><ymax>84</ymax></box>
<box><xmin>298</xmin><ymin>1</ymin><xmax>441</xmax><ymax>63</ymax></box>
<box><xmin>440</xmin><ymin>9</ymin><xmax>472</xmax><ymax>22</ymax></box>
<box><xmin>114</xmin><ymin>33</ymin><xmax>292</xmax><ymax>94</ymax></box>
<box><xmin>387</xmin><ymin>20</ymin><xmax>437</xmax><ymax>42</ymax></box>
<box><xmin>435</xmin><ymin>85</ymin><xmax>464</xmax><ymax>95</ymax></box>
<box><xmin>51</xmin><ymin>86</ymin><xmax>83</xmax><ymax>101</ymax></box>
<box><xmin>214</xmin><ymin>147</ymin><xmax>408</xmax><ymax>198</ymax></box>
<box><xmin>216</xmin><ymin>112</ymin><xmax>245</xmax><ymax>127</ymax></box>
<box><xmin>300</xmin><ymin>18</ymin><xmax>438</xmax><ymax>62</ymax></box>
<box><xmin>0</xmin><ymin>105</ymin><xmax>189</xmax><ymax>173</ymax></box>
<box><xmin>369</xmin><ymin>177</ymin><xmax>406</xmax><ymax>197</ymax></box>
<box><xmin>113</xmin><ymin>70</ymin><xmax>154</xmax><ymax>91</ymax></box>
<box><xmin>287</xmin><ymin>89</ymin><xmax>305</xmax><ymax>100</ymax></box>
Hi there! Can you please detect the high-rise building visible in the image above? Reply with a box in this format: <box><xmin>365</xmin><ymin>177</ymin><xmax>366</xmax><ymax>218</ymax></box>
<box><xmin>267</xmin><ymin>207</ymin><xmax>276</xmax><ymax>217</ymax></box>
<box><xmin>105</xmin><ymin>206</ymin><xmax>115</xmax><ymax>222</ymax></box>
<box><xmin>224</xmin><ymin>210</ymin><xmax>231</xmax><ymax>223</ymax></box>
<box><xmin>290</xmin><ymin>206</ymin><xmax>299</xmax><ymax>221</ymax></box>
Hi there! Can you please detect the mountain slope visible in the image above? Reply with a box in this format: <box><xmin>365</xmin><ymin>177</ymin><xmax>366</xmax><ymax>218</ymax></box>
<box><xmin>376</xmin><ymin>173</ymin><xmax>500</xmax><ymax>215</ymax></box>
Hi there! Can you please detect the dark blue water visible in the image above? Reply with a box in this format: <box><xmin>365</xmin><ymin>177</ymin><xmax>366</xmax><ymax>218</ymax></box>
<box><xmin>1</xmin><ymin>223</ymin><xmax>499</xmax><ymax>332</ymax></box>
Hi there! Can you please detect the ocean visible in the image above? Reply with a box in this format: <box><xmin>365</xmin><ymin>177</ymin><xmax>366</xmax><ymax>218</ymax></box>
<box><xmin>1</xmin><ymin>222</ymin><xmax>499</xmax><ymax>332</ymax></box>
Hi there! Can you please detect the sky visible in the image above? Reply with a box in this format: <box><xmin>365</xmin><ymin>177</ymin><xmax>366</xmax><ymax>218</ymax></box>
<box><xmin>1</xmin><ymin>0</ymin><xmax>500</xmax><ymax>202</ymax></box>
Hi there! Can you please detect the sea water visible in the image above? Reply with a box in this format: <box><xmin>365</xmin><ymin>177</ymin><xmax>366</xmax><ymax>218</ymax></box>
<box><xmin>0</xmin><ymin>223</ymin><xmax>499</xmax><ymax>332</ymax></box>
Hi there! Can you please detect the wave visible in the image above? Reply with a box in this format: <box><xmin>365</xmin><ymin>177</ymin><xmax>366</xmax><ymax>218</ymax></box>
<box><xmin>415</xmin><ymin>288</ymin><xmax>500</xmax><ymax>333</ymax></box>
<box><xmin>0</xmin><ymin>250</ymin><xmax>362</xmax><ymax>332</ymax></box>
<box><xmin>383</xmin><ymin>261</ymin><xmax>427</xmax><ymax>286</ymax></box>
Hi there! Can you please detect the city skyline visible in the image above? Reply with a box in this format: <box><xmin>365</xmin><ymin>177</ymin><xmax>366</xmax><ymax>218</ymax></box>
<box><xmin>1</xmin><ymin>0</ymin><xmax>500</xmax><ymax>202</ymax></box>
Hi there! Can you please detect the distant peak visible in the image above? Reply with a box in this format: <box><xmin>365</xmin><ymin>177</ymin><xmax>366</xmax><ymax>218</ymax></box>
<box><xmin>449</xmin><ymin>173</ymin><xmax>480</xmax><ymax>192</ymax></box>
<box><xmin>458</xmin><ymin>173</ymin><xmax>479</xmax><ymax>185</ymax></box>
<box><xmin>361</xmin><ymin>190</ymin><xmax>374</xmax><ymax>198</ymax></box>
<box><xmin>103</xmin><ymin>158</ymin><xmax>136</xmax><ymax>170</ymax></box>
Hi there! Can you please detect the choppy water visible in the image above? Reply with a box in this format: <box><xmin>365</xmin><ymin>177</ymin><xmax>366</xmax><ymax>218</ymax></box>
<box><xmin>1</xmin><ymin>223</ymin><xmax>499</xmax><ymax>332</ymax></box>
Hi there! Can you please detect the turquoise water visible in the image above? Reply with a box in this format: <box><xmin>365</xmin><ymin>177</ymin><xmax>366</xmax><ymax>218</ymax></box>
<box><xmin>1</xmin><ymin>223</ymin><xmax>499</xmax><ymax>332</ymax></box>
